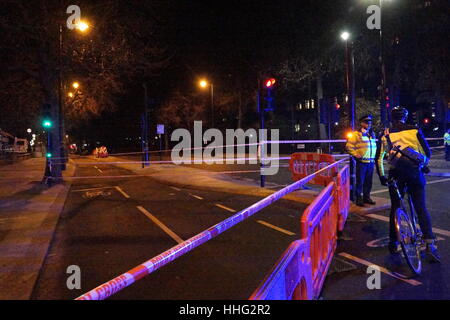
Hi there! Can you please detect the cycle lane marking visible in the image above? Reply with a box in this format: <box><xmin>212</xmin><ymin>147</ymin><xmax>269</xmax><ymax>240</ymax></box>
<box><xmin>339</xmin><ymin>252</ymin><xmax>422</xmax><ymax>286</ymax></box>
<box><xmin>136</xmin><ymin>206</ymin><xmax>184</xmax><ymax>244</ymax></box>
<box><xmin>367</xmin><ymin>214</ymin><xmax>450</xmax><ymax>238</ymax></box>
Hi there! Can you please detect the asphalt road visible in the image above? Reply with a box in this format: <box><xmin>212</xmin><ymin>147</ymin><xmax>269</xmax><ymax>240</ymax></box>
<box><xmin>31</xmin><ymin>158</ymin><xmax>308</xmax><ymax>300</ymax></box>
<box><xmin>31</xmin><ymin>154</ymin><xmax>450</xmax><ymax>300</ymax></box>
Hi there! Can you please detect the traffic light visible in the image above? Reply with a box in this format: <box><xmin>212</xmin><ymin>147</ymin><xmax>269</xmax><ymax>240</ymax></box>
<box><xmin>332</xmin><ymin>97</ymin><xmax>341</xmax><ymax>123</ymax></box>
<box><xmin>263</xmin><ymin>78</ymin><xmax>276</xmax><ymax>112</ymax></box>
<box><xmin>423</xmin><ymin>118</ymin><xmax>430</xmax><ymax>125</ymax></box>
<box><xmin>41</xmin><ymin>103</ymin><xmax>53</xmax><ymax>129</ymax></box>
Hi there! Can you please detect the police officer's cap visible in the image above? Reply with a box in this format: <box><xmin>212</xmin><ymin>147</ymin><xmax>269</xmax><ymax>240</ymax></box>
<box><xmin>359</xmin><ymin>114</ymin><xmax>373</xmax><ymax>122</ymax></box>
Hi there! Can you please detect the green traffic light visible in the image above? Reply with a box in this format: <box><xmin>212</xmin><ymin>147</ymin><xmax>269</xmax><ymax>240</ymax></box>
<box><xmin>42</xmin><ymin>119</ymin><xmax>53</xmax><ymax>128</ymax></box>
<box><xmin>46</xmin><ymin>153</ymin><xmax>52</xmax><ymax>158</ymax></box>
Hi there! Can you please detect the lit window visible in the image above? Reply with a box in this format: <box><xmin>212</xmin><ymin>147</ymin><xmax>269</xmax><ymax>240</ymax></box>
<box><xmin>295</xmin><ymin>124</ymin><xmax>301</xmax><ymax>132</ymax></box>
<box><xmin>311</xmin><ymin>99</ymin><xmax>315</xmax><ymax>109</ymax></box>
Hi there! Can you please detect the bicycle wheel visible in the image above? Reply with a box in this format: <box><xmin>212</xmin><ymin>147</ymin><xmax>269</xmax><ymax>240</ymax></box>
<box><xmin>395</xmin><ymin>207</ymin><xmax>422</xmax><ymax>275</ymax></box>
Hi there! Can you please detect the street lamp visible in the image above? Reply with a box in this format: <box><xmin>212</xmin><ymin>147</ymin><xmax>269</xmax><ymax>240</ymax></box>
<box><xmin>76</xmin><ymin>20</ymin><xmax>90</xmax><ymax>33</ymax></box>
<box><xmin>198</xmin><ymin>79</ymin><xmax>215</xmax><ymax>127</ymax></box>
<box><xmin>57</xmin><ymin>19</ymin><xmax>90</xmax><ymax>174</ymax></box>
<box><xmin>341</xmin><ymin>30</ymin><xmax>356</xmax><ymax>202</ymax></box>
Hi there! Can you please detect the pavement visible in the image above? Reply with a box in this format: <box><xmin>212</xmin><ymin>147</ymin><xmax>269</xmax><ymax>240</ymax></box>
<box><xmin>0</xmin><ymin>157</ymin><xmax>75</xmax><ymax>299</ymax></box>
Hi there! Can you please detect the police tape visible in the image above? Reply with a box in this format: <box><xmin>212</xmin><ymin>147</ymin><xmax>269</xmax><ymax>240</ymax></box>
<box><xmin>50</xmin><ymin>137</ymin><xmax>445</xmax><ymax>160</ymax></box>
<box><xmin>75</xmin><ymin>158</ymin><xmax>348</xmax><ymax>300</ymax></box>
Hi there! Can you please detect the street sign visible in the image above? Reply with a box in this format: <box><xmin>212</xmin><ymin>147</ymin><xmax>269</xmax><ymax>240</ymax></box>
<box><xmin>157</xmin><ymin>124</ymin><xmax>164</xmax><ymax>135</ymax></box>
<box><xmin>297</xmin><ymin>144</ymin><xmax>305</xmax><ymax>149</ymax></box>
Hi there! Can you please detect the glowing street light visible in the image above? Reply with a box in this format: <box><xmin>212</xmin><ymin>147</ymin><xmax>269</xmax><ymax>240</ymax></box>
<box><xmin>198</xmin><ymin>79</ymin><xmax>214</xmax><ymax>127</ymax></box>
<box><xmin>199</xmin><ymin>79</ymin><xmax>208</xmax><ymax>88</ymax></box>
<box><xmin>76</xmin><ymin>20</ymin><xmax>90</xmax><ymax>33</ymax></box>
<box><xmin>72</xmin><ymin>82</ymin><xmax>80</xmax><ymax>89</ymax></box>
<box><xmin>340</xmin><ymin>31</ymin><xmax>350</xmax><ymax>41</ymax></box>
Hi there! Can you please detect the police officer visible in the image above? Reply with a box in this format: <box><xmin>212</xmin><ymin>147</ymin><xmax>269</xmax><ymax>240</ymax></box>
<box><xmin>444</xmin><ymin>129</ymin><xmax>450</xmax><ymax>161</ymax></box>
<box><xmin>345</xmin><ymin>114</ymin><xmax>377</xmax><ymax>207</ymax></box>
<box><xmin>376</xmin><ymin>107</ymin><xmax>440</xmax><ymax>262</ymax></box>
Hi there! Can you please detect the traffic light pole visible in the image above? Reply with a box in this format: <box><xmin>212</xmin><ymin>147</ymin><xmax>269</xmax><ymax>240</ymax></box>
<box><xmin>258</xmin><ymin>88</ymin><xmax>265</xmax><ymax>188</ymax></box>
<box><xmin>142</xmin><ymin>83</ymin><xmax>150</xmax><ymax>167</ymax></box>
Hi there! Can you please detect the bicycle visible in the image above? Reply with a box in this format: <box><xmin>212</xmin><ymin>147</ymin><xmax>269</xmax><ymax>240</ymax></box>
<box><xmin>388</xmin><ymin>175</ymin><xmax>423</xmax><ymax>275</ymax></box>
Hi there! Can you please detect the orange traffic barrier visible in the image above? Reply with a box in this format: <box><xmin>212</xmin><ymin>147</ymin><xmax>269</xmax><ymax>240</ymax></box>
<box><xmin>336</xmin><ymin>165</ymin><xmax>350</xmax><ymax>231</ymax></box>
<box><xmin>289</xmin><ymin>153</ymin><xmax>338</xmax><ymax>186</ymax></box>
<box><xmin>249</xmin><ymin>240</ymin><xmax>313</xmax><ymax>300</ymax></box>
<box><xmin>251</xmin><ymin>164</ymin><xmax>349</xmax><ymax>300</ymax></box>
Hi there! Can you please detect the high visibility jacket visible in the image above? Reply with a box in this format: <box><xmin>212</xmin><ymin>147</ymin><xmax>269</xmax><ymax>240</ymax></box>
<box><xmin>444</xmin><ymin>133</ymin><xmax>450</xmax><ymax>146</ymax></box>
<box><xmin>376</xmin><ymin>123</ymin><xmax>431</xmax><ymax>177</ymax></box>
<box><xmin>345</xmin><ymin>128</ymin><xmax>377</xmax><ymax>163</ymax></box>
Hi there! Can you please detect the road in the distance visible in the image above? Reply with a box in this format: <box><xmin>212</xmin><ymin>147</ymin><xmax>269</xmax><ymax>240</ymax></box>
<box><xmin>31</xmin><ymin>157</ymin><xmax>308</xmax><ymax>300</ymax></box>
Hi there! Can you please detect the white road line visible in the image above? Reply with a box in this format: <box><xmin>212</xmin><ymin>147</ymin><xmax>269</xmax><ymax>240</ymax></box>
<box><xmin>371</xmin><ymin>188</ymin><xmax>389</xmax><ymax>195</ymax></box>
<box><xmin>256</xmin><ymin>220</ymin><xmax>296</xmax><ymax>236</ymax></box>
<box><xmin>215</xmin><ymin>204</ymin><xmax>237</xmax><ymax>213</ymax></box>
<box><xmin>371</xmin><ymin>177</ymin><xmax>450</xmax><ymax>195</ymax></box>
<box><xmin>367</xmin><ymin>214</ymin><xmax>450</xmax><ymax>238</ymax></box>
<box><xmin>136</xmin><ymin>206</ymin><xmax>184</xmax><ymax>244</ymax></box>
<box><xmin>115</xmin><ymin>186</ymin><xmax>130</xmax><ymax>199</ymax></box>
<box><xmin>427</xmin><ymin>177</ymin><xmax>450</xmax><ymax>185</ymax></box>
<box><xmin>339</xmin><ymin>252</ymin><xmax>422</xmax><ymax>286</ymax></box>
<box><xmin>190</xmin><ymin>194</ymin><xmax>204</xmax><ymax>200</ymax></box>
<box><xmin>72</xmin><ymin>186</ymin><xmax>113</xmax><ymax>192</ymax></box>
<box><xmin>94</xmin><ymin>166</ymin><xmax>104</xmax><ymax>173</ymax></box>
<box><xmin>170</xmin><ymin>186</ymin><xmax>181</xmax><ymax>192</ymax></box>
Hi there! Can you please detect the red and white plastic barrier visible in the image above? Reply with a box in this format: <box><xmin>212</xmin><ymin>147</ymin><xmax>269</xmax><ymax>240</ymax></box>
<box><xmin>289</xmin><ymin>153</ymin><xmax>338</xmax><ymax>186</ymax></box>
<box><xmin>250</xmin><ymin>165</ymin><xmax>349</xmax><ymax>300</ymax></box>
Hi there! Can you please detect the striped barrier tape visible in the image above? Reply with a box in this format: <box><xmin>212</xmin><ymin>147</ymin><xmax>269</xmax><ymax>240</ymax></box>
<box><xmin>75</xmin><ymin>157</ymin><xmax>348</xmax><ymax>300</ymax></box>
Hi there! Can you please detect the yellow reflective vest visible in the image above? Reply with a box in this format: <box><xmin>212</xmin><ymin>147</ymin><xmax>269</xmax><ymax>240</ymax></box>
<box><xmin>345</xmin><ymin>128</ymin><xmax>377</xmax><ymax>163</ymax></box>
<box><xmin>376</xmin><ymin>124</ymin><xmax>431</xmax><ymax>177</ymax></box>
<box><xmin>445</xmin><ymin>133</ymin><xmax>450</xmax><ymax>146</ymax></box>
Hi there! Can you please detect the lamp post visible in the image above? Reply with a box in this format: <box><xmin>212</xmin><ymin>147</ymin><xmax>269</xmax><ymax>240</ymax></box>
<box><xmin>199</xmin><ymin>79</ymin><xmax>214</xmax><ymax>127</ymax></box>
<box><xmin>58</xmin><ymin>20</ymin><xmax>89</xmax><ymax>172</ymax></box>
<box><xmin>341</xmin><ymin>31</ymin><xmax>357</xmax><ymax>202</ymax></box>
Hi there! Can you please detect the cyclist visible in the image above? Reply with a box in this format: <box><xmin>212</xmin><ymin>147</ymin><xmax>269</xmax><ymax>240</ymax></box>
<box><xmin>375</xmin><ymin>106</ymin><xmax>440</xmax><ymax>262</ymax></box>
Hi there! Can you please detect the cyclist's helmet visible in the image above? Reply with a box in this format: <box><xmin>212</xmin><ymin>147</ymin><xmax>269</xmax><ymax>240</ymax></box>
<box><xmin>391</xmin><ymin>107</ymin><xmax>409</xmax><ymax>122</ymax></box>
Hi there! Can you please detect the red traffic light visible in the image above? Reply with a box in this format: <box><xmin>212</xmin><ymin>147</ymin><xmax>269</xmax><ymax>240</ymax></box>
<box><xmin>423</xmin><ymin>118</ymin><xmax>430</xmax><ymax>124</ymax></box>
<box><xmin>264</xmin><ymin>78</ymin><xmax>276</xmax><ymax>88</ymax></box>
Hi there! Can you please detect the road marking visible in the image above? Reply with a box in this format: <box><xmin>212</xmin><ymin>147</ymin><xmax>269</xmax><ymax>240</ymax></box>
<box><xmin>256</xmin><ymin>220</ymin><xmax>296</xmax><ymax>236</ymax></box>
<box><xmin>338</xmin><ymin>252</ymin><xmax>422</xmax><ymax>286</ymax></box>
<box><xmin>94</xmin><ymin>166</ymin><xmax>103</xmax><ymax>173</ymax></box>
<box><xmin>72</xmin><ymin>186</ymin><xmax>113</xmax><ymax>192</ymax></box>
<box><xmin>170</xmin><ymin>186</ymin><xmax>181</xmax><ymax>192</ymax></box>
<box><xmin>115</xmin><ymin>186</ymin><xmax>130</xmax><ymax>199</ymax></box>
<box><xmin>190</xmin><ymin>194</ymin><xmax>204</xmax><ymax>200</ymax></box>
<box><xmin>215</xmin><ymin>204</ymin><xmax>237</xmax><ymax>213</ymax></box>
<box><xmin>371</xmin><ymin>188</ymin><xmax>389</xmax><ymax>195</ymax></box>
<box><xmin>367</xmin><ymin>214</ymin><xmax>450</xmax><ymax>238</ymax></box>
<box><xmin>427</xmin><ymin>177</ymin><xmax>450</xmax><ymax>185</ymax></box>
<box><xmin>371</xmin><ymin>177</ymin><xmax>450</xmax><ymax>195</ymax></box>
<box><xmin>136</xmin><ymin>206</ymin><xmax>184</xmax><ymax>244</ymax></box>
